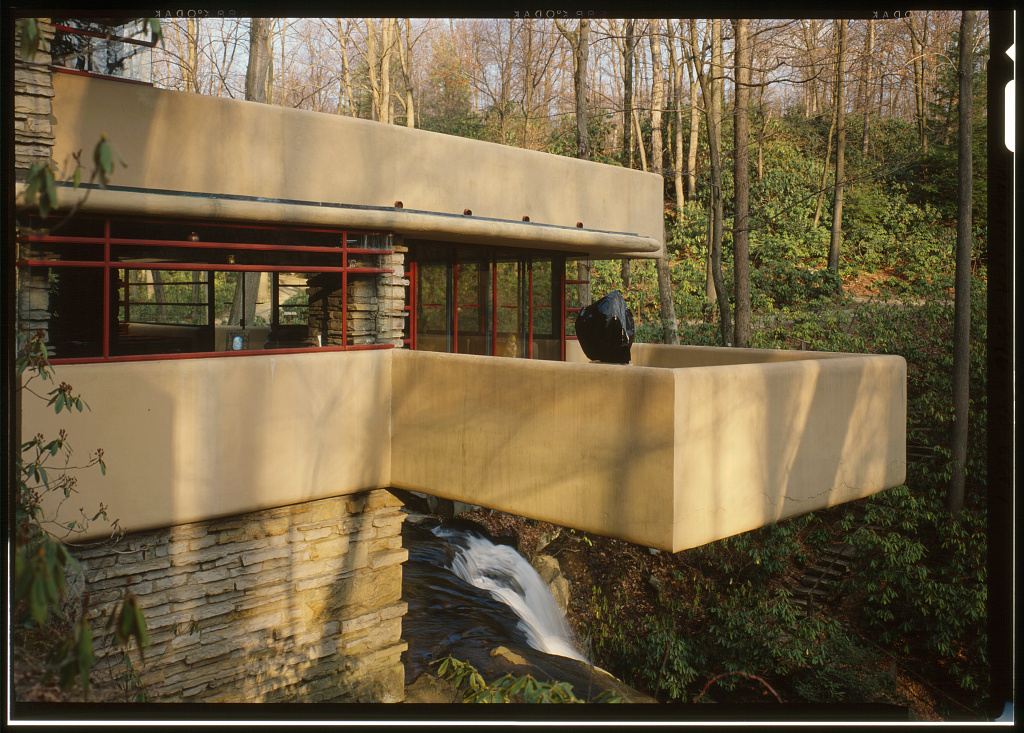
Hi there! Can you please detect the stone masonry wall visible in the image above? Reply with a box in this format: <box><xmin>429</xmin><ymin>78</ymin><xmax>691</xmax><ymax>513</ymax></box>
<box><xmin>308</xmin><ymin>237</ymin><xmax>407</xmax><ymax>348</ymax></box>
<box><xmin>14</xmin><ymin>19</ymin><xmax>56</xmax><ymax>175</ymax></box>
<box><xmin>14</xmin><ymin>20</ymin><xmax>57</xmax><ymax>341</ymax></box>
<box><xmin>378</xmin><ymin>242</ymin><xmax>409</xmax><ymax>347</ymax></box>
<box><xmin>70</xmin><ymin>490</ymin><xmax>408</xmax><ymax>703</ymax></box>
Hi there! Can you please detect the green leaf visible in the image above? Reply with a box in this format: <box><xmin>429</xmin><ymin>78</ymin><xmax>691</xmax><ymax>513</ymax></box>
<box><xmin>43</xmin><ymin>167</ymin><xmax>58</xmax><ymax>214</ymax></box>
<box><xmin>20</xmin><ymin>18</ymin><xmax>40</xmax><ymax>59</ymax></box>
<box><xmin>78</xmin><ymin>623</ymin><xmax>95</xmax><ymax>696</ymax></box>
<box><xmin>24</xmin><ymin>163</ymin><xmax>44</xmax><ymax>202</ymax></box>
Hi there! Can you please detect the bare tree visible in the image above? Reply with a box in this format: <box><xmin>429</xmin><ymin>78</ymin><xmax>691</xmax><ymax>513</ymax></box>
<box><xmin>947</xmin><ymin>10</ymin><xmax>977</xmax><ymax>515</ymax></box>
<box><xmin>622</xmin><ymin>19</ymin><xmax>635</xmax><ymax>169</ymax></box>
<box><xmin>860</xmin><ymin>18</ymin><xmax>875</xmax><ymax>155</ymax></box>
<box><xmin>617</xmin><ymin>19</ymin><xmax>636</xmax><ymax>289</ymax></box>
<box><xmin>827</xmin><ymin>19</ymin><xmax>848</xmax><ymax>276</ymax></box>
<box><xmin>362</xmin><ymin>18</ymin><xmax>397</xmax><ymax>123</ymax></box>
<box><xmin>649</xmin><ymin>19</ymin><xmax>680</xmax><ymax>344</ymax></box>
<box><xmin>684</xmin><ymin>48</ymin><xmax>700</xmax><ymax>199</ymax></box>
<box><xmin>554</xmin><ymin>19</ymin><xmax>591</xmax><ymax>161</ymax></box>
<box><xmin>812</xmin><ymin>100</ymin><xmax>836</xmax><ymax>228</ymax></box>
<box><xmin>906</xmin><ymin>12</ymin><xmax>930</xmax><ymax>151</ymax></box>
<box><xmin>666</xmin><ymin>22</ymin><xmax>686</xmax><ymax>220</ymax></box>
<box><xmin>732</xmin><ymin>19</ymin><xmax>752</xmax><ymax>348</ymax></box>
<box><xmin>245</xmin><ymin>18</ymin><xmax>272</xmax><ymax>104</ymax></box>
<box><xmin>691</xmin><ymin>19</ymin><xmax>730</xmax><ymax>343</ymax></box>
<box><xmin>395</xmin><ymin>18</ymin><xmax>419</xmax><ymax>127</ymax></box>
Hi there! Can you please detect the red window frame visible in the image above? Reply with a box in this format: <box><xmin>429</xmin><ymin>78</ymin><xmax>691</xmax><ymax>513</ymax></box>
<box><xmin>50</xmin><ymin>21</ymin><xmax>157</xmax><ymax>86</ymax></box>
<box><xmin>405</xmin><ymin>244</ymin><xmax>572</xmax><ymax>361</ymax></box>
<box><xmin>17</xmin><ymin>218</ymin><xmax>396</xmax><ymax>364</ymax></box>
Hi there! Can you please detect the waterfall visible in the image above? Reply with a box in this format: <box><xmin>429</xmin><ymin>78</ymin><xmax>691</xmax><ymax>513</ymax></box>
<box><xmin>401</xmin><ymin>514</ymin><xmax>652</xmax><ymax>703</ymax></box>
<box><xmin>430</xmin><ymin>525</ymin><xmax>588</xmax><ymax>664</ymax></box>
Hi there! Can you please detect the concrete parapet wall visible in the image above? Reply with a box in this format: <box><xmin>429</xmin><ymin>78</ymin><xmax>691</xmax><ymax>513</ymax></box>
<box><xmin>669</xmin><ymin>353</ymin><xmax>906</xmax><ymax>550</ymax></box>
<box><xmin>21</xmin><ymin>350</ymin><xmax>393</xmax><ymax>541</ymax></box>
<box><xmin>392</xmin><ymin>349</ymin><xmax>678</xmax><ymax>548</ymax></box>
<box><xmin>72</xmin><ymin>491</ymin><xmax>408</xmax><ymax>702</ymax></box>
<box><xmin>393</xmin><ymin>346</ymin><xmax>906</xmax><ymax>552</ymax></box>
<box><xmin>22</xmin><ymin>344</ymin><xmax>905</xmax><ymax>553</ymax></box>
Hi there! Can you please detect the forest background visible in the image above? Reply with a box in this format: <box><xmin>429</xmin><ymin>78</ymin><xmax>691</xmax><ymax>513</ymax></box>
<box><xmin>17</xmin><ymin>12</ymin><xmax>1012</xmax><ymax>720</ymax></box>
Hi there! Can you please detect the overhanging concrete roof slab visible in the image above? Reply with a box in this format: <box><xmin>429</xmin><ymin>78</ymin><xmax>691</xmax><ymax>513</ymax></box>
<box><xmin>43</xmin><ymin>73</ymin><xmax>665</xmax><ymax>258</ymax></box>
<box><xmin>30</xmin><ymin>184</ymin><xmax>664</xmax><ymax>259</ymax></box>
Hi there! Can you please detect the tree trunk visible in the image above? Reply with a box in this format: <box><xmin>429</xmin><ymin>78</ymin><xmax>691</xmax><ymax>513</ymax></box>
<box><xmin>687</xmin><ymin>20</ymin><xmax>717</xmax><ymax>307</ymax></box>
<box><xmin>396</xmin><ymin>18</ymin><xmax>415</xmax><ymax>128</ymax></box>
<box><xmin>691</xmin><ymin>19</ymin><xmax>730</xmax><ymax>343</ymax></box>
<box><xmin>622</xmin><ymin>19</ymin><xmax>634</xmax><ymax>168</ymax></box>
<box><xmin>337</xmin><ymin>20</ymin><xmax>352</xmax><ymax>115</ymax></box>
<box><xmin>366</xmin><ymin>20</ymin><xmax>380</xmax><ymax>121</ymax></box>
<box><xmin>245</xmin><ymin>18</ymin><xmax>272</xmax><ymax>103</ymax></box>
<box><xmin>947</xmin><ymin>10</ymin><xmax>976</xmax><ymax>515</ymax></box>
<box><xmin>908</xmin><ymin>15</ymin><xmax>928</xmax><ymax>151</ymax></box>
<box><xmin>710</xmin><ymin>20</ymin><xmax>730</xmax><ymax>344</ymax></box>
<box><xmin>813</xmin><ymin>105</ymin><xmax>836</xmax><ymax>227</ymax></box>
<box><xmin>555</xmin><ymin>19</ymin><xmax>591</xmax><ymax>160</ymax></box>
<box><xmin>828</xmin><ymin>19</ymin><xmax>847</xmax><ymax>275</ymax></box>
<box><xmin>668</xmin><ymin>24</ymin><xmax>686</xmax><ymax>221</ymax></box>
<box><xmin>861</xmin><ymin>18</ymin><xmax>875</xmax><ymax>155</ymax></box>
<box><xmin>732</xmin><ymin>19</ymin><xmax>751</xmax><ymax>348</ymax></box>
<box><xmin>757</xmin><ymin>108</ymin><xmax>771</xmax><ymax>181</ymax></box>
<box><xmin>650</xmin><ymin>19</ymin><xmax>679</xmax><ymax>345</ymax></box>
<box><xmin>380</xmin><ymin>19</ymin><xmax>394</xmax><ymax>124</ymax></box>
<box><xmin>631</xmin><ymin>106</ymin><xmax>648</xmax><ymax>171</ymax></box>
<box><xmin>621</xmin><ymin>19</ymin><xmax>635</xmax><ymax>289</ymax></box>
<box><xmin>185</xmin><ymin>18</ymin><xmax>199</xmax><ymax>94</ymax></box>
<box><xmin>686</xmin><ymin>57</ymin><xmax>700</xmax><ymax>200</ymax></box>
<box><xmin>150</xmin><ymin>270</ymin><xmax>168</xmax><ymax>322</ymax></box>
<box><xmin>650</xmin><ymin>21</ymin><xmax>664</xmax><ymax>175</ymax></box>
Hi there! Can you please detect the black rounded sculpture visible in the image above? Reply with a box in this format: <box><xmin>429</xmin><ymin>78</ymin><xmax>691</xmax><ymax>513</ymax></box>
<box><xmin>574</xmin><ymin>290</ymin><xmax>635</xmax><ymax>364</ymax></box>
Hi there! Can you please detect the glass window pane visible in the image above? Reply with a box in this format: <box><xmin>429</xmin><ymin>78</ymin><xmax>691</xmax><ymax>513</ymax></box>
<box><xmin>22</xmin><ymin>266</ymin><xmax>104</xmax><ymax>359</ymax></box>
<box><xmin>531</xmin><ymin>258</ymin><xmax>554</xmax><ymax>337</ymax></box>
<box><xmin>495</xmin><ymin>260</ymin><xmax>522</xmax><ymax>357</ymax></box>
<box><xmin>456</xmin><ymin>260</ymin><xmax>488</xmax><ymax>355</ymax></box>
<box><xmin>277</xmin><ymin>273</ymin><xmax>309</xmax><ymax>325</ymax></box>
<box><xmin>416</xmin><ymin>261</ymin><xmax>449</xmax><ymax>352</ymax></box>
<box><xmin>122</xmin><ymin>269</ymin><xmax>208</xmax><ymax>326</ymax></box>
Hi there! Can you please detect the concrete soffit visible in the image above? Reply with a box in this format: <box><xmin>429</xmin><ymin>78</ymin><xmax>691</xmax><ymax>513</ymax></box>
<box><xmin>19</xmin><ymin>183</ymin><xmax>665</xmax><ymax>260</ymax></box>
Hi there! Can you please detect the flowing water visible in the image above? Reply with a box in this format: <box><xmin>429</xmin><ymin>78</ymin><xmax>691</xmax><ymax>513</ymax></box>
<box><xmin>433</xmin><ymin>524</ymin><xmax>588</xmax><ymax>663</ymax></box>
<box><xmin>401</xmin><ymin>514</ymin><xmax>588</xmax><ymax>683</ymax></box>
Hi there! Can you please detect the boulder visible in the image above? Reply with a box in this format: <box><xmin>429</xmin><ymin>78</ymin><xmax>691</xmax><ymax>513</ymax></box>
<box><xmin>531</xmin><ymin>555</ymin><xmax>571</xmax><ymax>614</ymax></box>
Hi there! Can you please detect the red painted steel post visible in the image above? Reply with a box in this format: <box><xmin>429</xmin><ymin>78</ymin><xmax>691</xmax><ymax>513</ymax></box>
<box><xmin>102</xmin><ymin>220</ymin><xmax>110</xmax><ymax>358</ymax></box>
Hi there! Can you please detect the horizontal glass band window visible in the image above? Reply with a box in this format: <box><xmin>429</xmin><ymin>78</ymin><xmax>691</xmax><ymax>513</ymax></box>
<box><xmin>17</xmin><ymin>217</ymin><xmax>397</xmax><ymax>362</ymax></box>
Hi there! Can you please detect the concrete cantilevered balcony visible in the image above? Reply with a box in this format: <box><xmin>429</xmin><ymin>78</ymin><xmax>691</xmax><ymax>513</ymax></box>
<box><xmin>22</xmin><ymin>345</ymin><xmax>905</xmax><ymax>552</ymax></box>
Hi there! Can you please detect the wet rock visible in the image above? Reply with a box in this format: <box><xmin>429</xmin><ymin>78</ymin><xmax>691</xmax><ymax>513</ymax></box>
<box><xmin>404</xmin><ymin>673</ymin><xmax>462</xmax><ymax>703</ymax></box>
<box><xmin>531</xmin><ymin>555</ymin><xmax>571</xmax><ymax>613</ymax></box>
